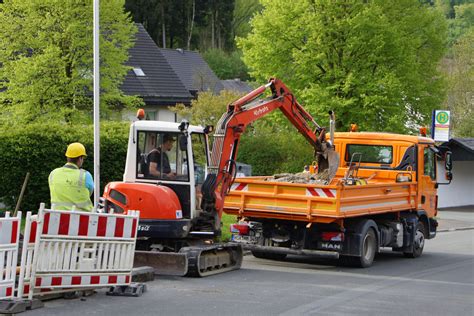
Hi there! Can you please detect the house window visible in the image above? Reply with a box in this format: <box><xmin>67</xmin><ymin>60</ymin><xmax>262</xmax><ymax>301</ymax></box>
<box><xmin>146</xmin><ymin>111</ymin><xmax>156</xmax><ymax>120</ymax></box>
<box><xmin>133</xmin><ymin>67</ymin><xmax>146</xmax><ymax>77</ymax></box>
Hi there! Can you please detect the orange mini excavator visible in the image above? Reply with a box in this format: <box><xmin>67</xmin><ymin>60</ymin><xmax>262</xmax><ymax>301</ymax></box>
<box><xmin>100</xmin><ymin>78</ymin><xmax>338</xmax><ymax>276</ymax></box>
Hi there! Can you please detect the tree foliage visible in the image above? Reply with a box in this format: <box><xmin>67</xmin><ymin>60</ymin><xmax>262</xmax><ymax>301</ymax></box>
<box><xmin>125</xmin><ymin>0</ymin><xmax>235</xmax><ymax>51</ymax></box>
<box><xmin>443</xmin><ymin>29</ymin><xmax>474</xmax><ymax>137</ymax></box>
<box><xmin>239</xmin><ymin>0</ymin><xmax>448</xmax><ymax>133</ymax></box>
<box><xmin>435</xmin><ymin>0</ymin><xmax>473</xmax><ymax>47</ymax></box>
<box><xmin>203</xmin><ymin>49</ymin><xmax>249</xmax><ymax>80</ymax></box>
<box><xmin>0</xmin><ymin>0</ymin><xmax>139</xmax><ymax>124</ymax></box>
<box><xmin>232</xmin><ymin>0</ymin><xmax>261</xmax><ymax>39</ymax></box>
<box><xmin>171</xmin><ymin>90</ymin><xmax>243</xmax><ymax>127</ymax></box>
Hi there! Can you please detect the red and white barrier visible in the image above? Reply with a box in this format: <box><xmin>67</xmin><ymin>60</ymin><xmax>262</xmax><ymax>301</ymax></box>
<box><xmin>18</xmin><ymin>204</ymin><xmax>139</xmax><ymax>299</ymax></box>
<box><xmin>0</xmin><ymin>212</ymin><xmax>21</xmax><ymax>300</ymax></box>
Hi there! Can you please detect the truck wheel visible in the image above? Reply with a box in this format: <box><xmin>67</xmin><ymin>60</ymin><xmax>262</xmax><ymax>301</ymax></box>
<box><xmin>340</xmin><ymin>227</ymin><xmax>377</xmax><ymax>268</ymax></box>
<box><xmin>251</xmin><ymin>250</ymin><xmax>287</xmax><ymax>261</ymax></box>
<box><xmin>360</xmin><ymin>228</ymin><xmax>377</xmax><ymax>267</ymax></box>
<box><xmin>404</xmin><ymin>222</ymin><xmax>426</xmax><ymax>258</ymax></box>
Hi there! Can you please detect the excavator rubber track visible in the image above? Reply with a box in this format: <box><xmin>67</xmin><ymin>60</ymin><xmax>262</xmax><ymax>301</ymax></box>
<box><xmin>134</xmin><ymin>243</ymin><xmax>243</xmax><ymax>277</ymax></box>
<box><xmin>181</xmin><ymin>243</ymin><xmax>243</xmax><ymax>277</ymax></box>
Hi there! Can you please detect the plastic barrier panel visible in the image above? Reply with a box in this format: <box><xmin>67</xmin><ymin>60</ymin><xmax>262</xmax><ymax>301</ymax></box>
<box><xmin>0</xmin><ymin>212</ymin><xmax>21</xmax><ymax>300</ymax></box>
<box><xmin>18</xmin><ymin>204</ymin><xmax>139</xmax><ymax>299</ymax></box>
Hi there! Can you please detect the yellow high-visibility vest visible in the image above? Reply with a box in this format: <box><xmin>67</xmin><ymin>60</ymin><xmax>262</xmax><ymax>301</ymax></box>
<box><xmin>48</xmin><ymin>164</ymin><xmax>93</xmax><ymax>211</ymax></box>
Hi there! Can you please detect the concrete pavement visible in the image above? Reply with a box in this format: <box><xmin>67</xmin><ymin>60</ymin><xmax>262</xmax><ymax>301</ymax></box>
<box><xmin>437</xmin><ymin>206</ymin><xmax>474</xmax><ymax>232</ymax></box>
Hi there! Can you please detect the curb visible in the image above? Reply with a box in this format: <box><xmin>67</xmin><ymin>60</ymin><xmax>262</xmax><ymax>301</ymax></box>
<box><xmin>438</xmin><ymin>226</ymin><xmax>474</xmax><ymax>233</ymax></box>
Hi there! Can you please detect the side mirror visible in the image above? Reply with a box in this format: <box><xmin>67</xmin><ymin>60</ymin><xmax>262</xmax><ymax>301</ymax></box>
<box><xmin>179</xmin><ymin>135</ymin><xmax>187</xmax><ymax>151</ymax></box>
<box><xmin>446</xmin><ymin>171</ymin><xmax>453</xmax><ymax>181</ymax></box>
<box><xmin>445</xmin><ymin>151</ymin><xmax>452</xmax><ymax>171</ymax></box>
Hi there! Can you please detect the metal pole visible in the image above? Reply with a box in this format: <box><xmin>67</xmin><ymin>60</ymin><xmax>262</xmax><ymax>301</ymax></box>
<box><xmin>93</xmin><ymin>0</ymin><xmax>100</xmax><ymax>211</ymax></box>
<box><xmin>13</xmin><ymin>172</ymin><xmax>30</xmax><ymax>217</ymax></box>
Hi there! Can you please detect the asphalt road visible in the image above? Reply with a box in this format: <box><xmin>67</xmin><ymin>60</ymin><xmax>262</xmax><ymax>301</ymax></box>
<box><xmin>30</xmin><ymin>229</ymin><xmax>473</xmax><ymax>316</ymax></box>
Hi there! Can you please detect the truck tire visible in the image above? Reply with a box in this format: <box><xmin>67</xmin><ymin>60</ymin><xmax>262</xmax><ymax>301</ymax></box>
<box><xmin>403</xmin><ymin>222</ymin><xmax>426</xmax><ymax>258</ymax></box>
<box><xmin>251</xmin><ymin>250</ymin><xmax>287</xmax><ymax>261</ymax></box>
<box><xmin>340</xmin><ymin>227</ymin><xmax>377</xmax><ymax>268</ymax></box>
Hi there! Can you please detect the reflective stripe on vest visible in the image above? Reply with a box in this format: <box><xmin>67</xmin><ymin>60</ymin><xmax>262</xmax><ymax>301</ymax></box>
<box><xmin>49</xmin><ymin>165</ymin><xmax>93</xmax><ymax>212</ymax></box>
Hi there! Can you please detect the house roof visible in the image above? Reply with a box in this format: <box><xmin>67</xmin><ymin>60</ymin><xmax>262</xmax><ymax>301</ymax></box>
<box><xmin>441</xmin><ymin>138</ymin><xmax>474</xmax><ymax>161</ymax></box>
<box><xmin>121</xmin><ymin>24</ymin><xmax>192</xmax><ymax>105</ymax></box>
<box><xmin>220</xmin><ymin>79</ymin><xmax>253</xmax><ymax>94</ymax></box>
<box><xmin>160</xmin><ymin>48</ymin><xmax>224</xmax><ymax>94</ymax></box>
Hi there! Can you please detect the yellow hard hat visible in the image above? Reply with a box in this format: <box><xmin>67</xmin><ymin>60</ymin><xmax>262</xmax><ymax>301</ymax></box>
<box><xmin>65</xmin><ymin>142</ymin><xmax>87</xmax><ymax>158</ymax></box>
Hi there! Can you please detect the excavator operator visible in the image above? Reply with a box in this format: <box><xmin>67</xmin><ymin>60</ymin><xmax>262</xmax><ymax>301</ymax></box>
<box><xmin>148</xmin><ymin>133</ymin><xmax>176</xmax><ymax>179</ymax></box>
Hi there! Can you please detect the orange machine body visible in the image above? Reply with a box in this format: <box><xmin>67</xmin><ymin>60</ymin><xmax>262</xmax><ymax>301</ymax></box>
<box><xmin>103</xmin><ymin>182</ymin><xmax>182</xmax><ymax>220</ymax></box>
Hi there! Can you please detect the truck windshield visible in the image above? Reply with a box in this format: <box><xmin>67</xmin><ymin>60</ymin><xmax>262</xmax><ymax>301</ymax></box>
<box><xmin>136</xmin><ymin>131</ymin><xmax>189</xmax><ymax>182</ymax></box>
<box><xmin>346</xmin><ymin>144</ymin><xmax>393</xmax><ymax>164</ymax></box>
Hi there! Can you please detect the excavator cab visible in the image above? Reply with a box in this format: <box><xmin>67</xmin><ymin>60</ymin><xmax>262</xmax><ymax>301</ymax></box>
<box><xmin>103</xmin><ymin>120</ymin><xmax>211</xmax><ymax>237</ymax></box>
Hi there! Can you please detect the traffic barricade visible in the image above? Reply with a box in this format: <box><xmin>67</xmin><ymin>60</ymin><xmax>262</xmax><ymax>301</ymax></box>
<box><xmin>18</xmin><ymin>203</ymin><xmax>141</xmax><ymax>299</ymax></box>
<box><xmin>0</xmin><ymin>212</ymin><xmax>21</xmax><ymax>300</ymax></box>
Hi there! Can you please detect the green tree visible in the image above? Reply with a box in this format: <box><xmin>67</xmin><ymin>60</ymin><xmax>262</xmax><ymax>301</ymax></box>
<box><xmin>171</xmin><ymin>90</ymin><xmax>243</xmax><ymax>127</ymax></box>
<box><xmin>0</xmin><ymin>0</ymin><xmax>139</xmax><ymax>124</ymax></box>
<box><xmin>232</xmin><ymin>0</ymin><xmax>261</xmax><ymax>39</ymax></box>
<box><xmin>444</xmin><ymin>29</ymin><xmax>474</xmax><ymax>137</ymax></box>
<box><xmin>203</xmin><ymin>49</ymin><xmax>249</xmax><ymax>80</ymax></box>
<box><xmin>125</xmin><ymin>0</ymin><xmax>236</xmax><ymax>51</ymax></box>
<box><xmin>447</xmin><ymin>3</ymin><xmax>474</xmax><ymax>47</ymax></box>
<box><xmin>239</xmin><ymin>0</ymin><xmax>448</xmax><ymax>133</ymax></box>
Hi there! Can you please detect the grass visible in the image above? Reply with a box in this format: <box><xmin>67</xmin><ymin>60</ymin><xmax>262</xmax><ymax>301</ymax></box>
<box><xmin>220</xmin><ymin>213</ymin><xmax>237</xmax><ymax>242</ymax></box>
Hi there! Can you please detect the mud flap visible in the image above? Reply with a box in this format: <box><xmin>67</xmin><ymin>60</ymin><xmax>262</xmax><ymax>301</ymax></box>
<box><xmin>134</xmin><ymin>251</ymin><xmax>188</xmax><ymax>276</ymax></box>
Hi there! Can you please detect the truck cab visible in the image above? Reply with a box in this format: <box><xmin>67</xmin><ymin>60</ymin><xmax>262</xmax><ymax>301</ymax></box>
<box><xmin>332</xmin><ymin>132</ymin><xmax>441</xmax><ymax>219</ymax></box>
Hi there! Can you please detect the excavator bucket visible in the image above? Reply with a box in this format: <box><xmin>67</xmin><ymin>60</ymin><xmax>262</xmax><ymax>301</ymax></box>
<box><xmin>134</xmin><ymin>251</ymin><xmax>188</xmax><ymax>276</ymax></box>
<box><xmin>327</xmin><ymin>150</ymin><xmax>340</xmax><ymax>183</ymax></box>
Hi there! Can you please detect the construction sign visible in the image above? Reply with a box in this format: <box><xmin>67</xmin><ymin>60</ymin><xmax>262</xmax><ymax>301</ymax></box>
<box><xmin>431</xmin><ymin>110</ymin><xmax>450</xmax><ymax>142</ymax></box>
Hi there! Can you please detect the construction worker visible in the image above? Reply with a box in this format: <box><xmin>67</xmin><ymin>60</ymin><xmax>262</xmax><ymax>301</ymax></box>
<box><xmin>236</xmin><ymin>166</ymin><xmax>245</xmax><ymax>177</ymax></box>
<box><xmin>48</xmin><ymin>142</ymin><xmax>94</xmax><ymax>211</ymax></box>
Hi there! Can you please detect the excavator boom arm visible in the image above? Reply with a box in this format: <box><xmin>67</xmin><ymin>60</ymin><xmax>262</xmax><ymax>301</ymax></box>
<box><xmin>202</xmin><ymin>78</ymin><xmax>330</xmax><ymax>219</ymax></box>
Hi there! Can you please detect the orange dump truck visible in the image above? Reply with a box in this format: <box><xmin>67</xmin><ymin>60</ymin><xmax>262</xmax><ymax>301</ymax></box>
<box><xmin>224</xmin><ymin>132</ymin><xmax>453</xmax><ymax>267</ymax></box>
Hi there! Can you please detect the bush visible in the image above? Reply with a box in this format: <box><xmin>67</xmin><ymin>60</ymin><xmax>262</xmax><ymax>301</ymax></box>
<box><xmin>202</xmin><ymin>49</ymin><xmax>250</xmax><ymax>81</ymax></box>
<box><xmin>237</xmin><ymin>122</ymin><xmax>314</xmax><ymax>175</ymax></box>
<box><xmin>0</xmin><ymin>122</ymin><xmax>129</xmax><ymax>212</ymax></box>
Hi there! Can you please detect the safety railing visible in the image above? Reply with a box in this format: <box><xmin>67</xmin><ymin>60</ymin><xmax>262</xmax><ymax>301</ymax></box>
<box><xmin>0</xmin><ymin>212</ymin><xmax>21</xmax><ymax>300</ymax></box>
<box><xmin>17</xmin><ymin>204</ymin><xmax>139</xmax><ymax>299</ymax></box>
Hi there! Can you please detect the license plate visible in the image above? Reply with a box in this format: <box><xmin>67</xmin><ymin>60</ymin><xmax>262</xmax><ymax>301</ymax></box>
<box><xmin>231</xmin><ymin>234</ymin><xmax>257</xmax><ymax>243</ymax></box>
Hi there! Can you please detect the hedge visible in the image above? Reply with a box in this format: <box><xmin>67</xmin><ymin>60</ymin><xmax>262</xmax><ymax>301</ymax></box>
<box><xmin>237</xmin><ymin>126</ymin><xmax>314</xmax><ymax>175</ymax></box>
<box><xmin>0</xmin><ymin>122</ymin><xmax>129</xmax><ymax>212</ymax></box>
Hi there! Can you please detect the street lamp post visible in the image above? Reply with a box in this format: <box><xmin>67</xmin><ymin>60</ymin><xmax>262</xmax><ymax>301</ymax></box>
<box><xmin>93</xmin><ymin>0</ymin><xmax>100</xmax><ymax>210</ymax></box>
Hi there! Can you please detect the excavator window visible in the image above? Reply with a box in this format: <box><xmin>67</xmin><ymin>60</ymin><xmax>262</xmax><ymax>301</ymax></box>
<box><xmin>136</xmin><ymin>131</ymin><xmax>189</xmax><ymax>182</ymax></box>
<box><xmin>191</xmin><ymin>133</ymin><xmax>208</xmax><ymax>211</ymax></box>
<box><xmin>191</xmin><ymin>133</ymin><xmax>207</xmax><ymax>184</ymax></box>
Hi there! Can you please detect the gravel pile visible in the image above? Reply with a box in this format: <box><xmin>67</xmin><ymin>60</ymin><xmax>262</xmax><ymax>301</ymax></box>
<box><xmin>265</xmin><ymin>169</ymin><xmax>330</xmax><ymax>184</ymax></box>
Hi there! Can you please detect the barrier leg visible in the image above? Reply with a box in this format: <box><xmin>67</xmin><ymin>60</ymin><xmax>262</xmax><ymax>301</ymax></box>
<box><xmin>106</xmin><ymin>283</ymin><xmax>147</xmax><ymax>297</ymax></box>
<box><xmin>0</xmin><ymin>298</ymin><xmax>44</xmax><ymax>314</ymax></box>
